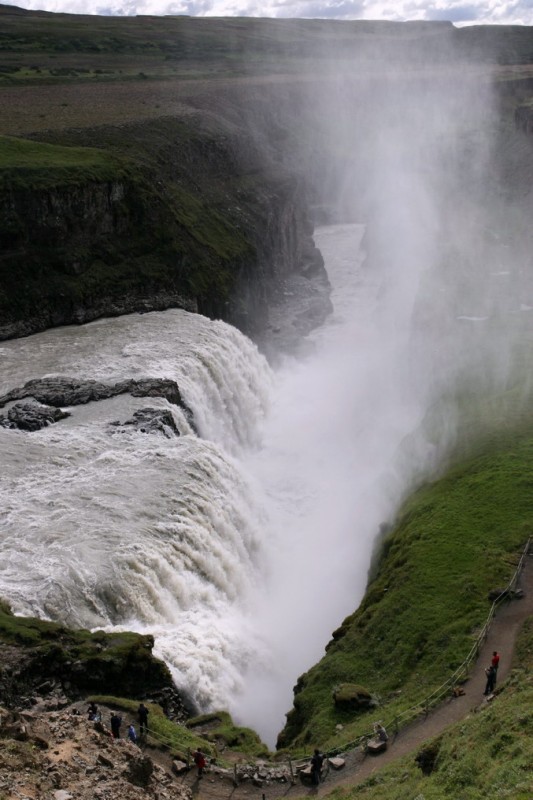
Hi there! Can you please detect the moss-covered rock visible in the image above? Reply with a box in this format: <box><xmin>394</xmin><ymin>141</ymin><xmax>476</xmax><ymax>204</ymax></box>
<box><xmin>332</xmin><ymin>683</ymin><xmax>373</xmax><ymax>711</ymax></box>
<box><xmin>0</xmin><ymin>601</ymin><xmax>174</xmax><ymax>706</ymax></box>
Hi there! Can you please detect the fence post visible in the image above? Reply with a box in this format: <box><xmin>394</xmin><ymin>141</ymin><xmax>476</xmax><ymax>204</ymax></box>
<box><xmin>186</xmin><ymin>748</ymin><xmax>190</xmax><ymax>770</ymax></box>
<box><xmin>233</xmin><ymin>764</ymin><xmax>238</xmax><ymax>786</ymax></box>
<box><xmin>288</xmin><ymin>756</ymin><xmax>295</xmax><ymax>785</ymax></box>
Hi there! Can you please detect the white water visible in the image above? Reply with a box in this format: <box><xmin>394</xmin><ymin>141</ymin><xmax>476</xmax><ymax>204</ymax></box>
<box><xmin>231</xmin><ymin>224</ymin><xmax>438</xmax><ymax>742</ymax></box>
<box><xmin>0</xmin><ymin>223</ymin><xmax>468</xmax><ymax>744</ymax></box>
<box><xmin>0</xmin><ymin>310</ymin><xmax>274</xmax><ymax>709</ymax></box>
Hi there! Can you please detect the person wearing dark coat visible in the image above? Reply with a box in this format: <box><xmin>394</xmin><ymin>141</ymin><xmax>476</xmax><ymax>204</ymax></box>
<box><xmin>137</xmin><ymin>702</ymin><xmax>149</xmax><ymax>736</ymax></box>
<box><xmin>484</xmin><ymin>665</ymin><xmax>497</xmax><ymax>695</ymax></box>
<box><xmin>310</xmin><ymin>748</ymin><xmax>324</xmax><ymax>785</ymax></box>
<box><xmin>110</xmin><ymin>712</ymin><xmax>122</xmax><ymax>739</ymax></box>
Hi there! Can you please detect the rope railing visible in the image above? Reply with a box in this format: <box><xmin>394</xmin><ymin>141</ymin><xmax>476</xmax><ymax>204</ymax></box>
<box><xmin>318</xmin><ymin>535</ymin><xmax>531</xmax><ymax>762</ymax></box>
<box><xmin>237</xmin><ymin>536</ymin><xmax>531</xmax><ymax>777</ymax></box>
<box><xmin>111</xmin><ymin>537</ymin><xmax>530</xmax><ymax>786</ymax></box>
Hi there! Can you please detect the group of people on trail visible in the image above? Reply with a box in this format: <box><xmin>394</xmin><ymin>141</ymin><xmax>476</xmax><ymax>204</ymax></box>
<box><xmin>87</xmin><ymin>701</ymin><xmax>150</xmax><ymax>745</ymax></box>
<box><xmin>81</xmin><ymin>648</ymin><xmax>501</xmax><ymax>788</ymax></box>
<box><xmin>484</xmin><ymin>650</ymin><xmax>500</xmax><ymax>695</ymax></box>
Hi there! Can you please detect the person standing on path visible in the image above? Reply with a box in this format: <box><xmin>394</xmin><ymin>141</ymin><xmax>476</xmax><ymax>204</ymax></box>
<box><xmin>491</xmin><ymin>650</ymin><xmax>500</xmax><ymax>673</ymax></box>
<box><xmin>484</xmin><ymin>665</ymin><xmax>497</xmax><ymax>695</ymax></box>
<box><xmin>137</xmin><ymin>702</ymin><xmax>149</xmax><ymax>736</ymax></box>
<box><xmin>310</xmin><ymin>748</ymin><xmax>324</xmax><ymax>785</ymax></box>
<box><xmin>193</xmin><ymin>748</ymin><xmax>206</xmax><ymax>778</ymax></box>
<box><xmin>110</xmin><ymin>712</ymin><xmax>122</xmax><ymax>739</ymax></box>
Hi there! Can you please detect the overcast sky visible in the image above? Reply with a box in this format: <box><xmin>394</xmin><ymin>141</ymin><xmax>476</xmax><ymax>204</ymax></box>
<box><xmin>11</xmin><ymin>0</ymin><xmax>533</xmax><ymax>25</ymax></box>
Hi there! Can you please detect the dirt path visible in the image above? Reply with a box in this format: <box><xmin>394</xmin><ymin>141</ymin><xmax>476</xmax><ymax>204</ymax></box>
<box><xmin>176</xmin><ymin>548</ymin><xmax>533</xmax><ymax>799</ymax></box>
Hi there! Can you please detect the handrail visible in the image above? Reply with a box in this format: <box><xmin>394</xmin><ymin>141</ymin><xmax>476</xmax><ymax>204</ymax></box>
<box><xmin>237</xmin><ymin>536</ymin><xmax>531</xmax><ymax>773</ymax></box>
<box><xmin>118</xmin><ymin>538</ymin><xmax>530</xmax><ymax>781</ymax></box>
<box><xmin>320</xmin><ymin>535</ymin><xmax>531</xmax><ymax>760</ymax></box>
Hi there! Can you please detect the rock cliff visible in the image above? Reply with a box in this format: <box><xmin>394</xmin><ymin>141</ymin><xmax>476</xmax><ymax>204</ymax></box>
<box><xmin>0</xmin><ymin>112</ymin><xmax>329</xmax><ymax>345</ymax></box>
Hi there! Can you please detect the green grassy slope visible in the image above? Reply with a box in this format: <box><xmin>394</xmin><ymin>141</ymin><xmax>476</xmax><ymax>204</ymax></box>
<box><xmin>323</xmin><ymin>619</ymin><xmax>533</xmax><ymax>800</ymax></box>
<box><xmin>0</xmin><ymin>599</ymin><xmax>173</xmax><ymax>698</ymax></box>
<box><xmin>278</xmin><ymin>424</ymin><xmax>533</xmax><ymax>751</ymax></box>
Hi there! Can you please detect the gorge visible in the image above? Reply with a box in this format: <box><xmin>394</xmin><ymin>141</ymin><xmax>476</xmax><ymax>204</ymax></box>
<box><xmin>1</xmin><ymin>9</ymin><xmax>533</xmax><ymax>774</ymax></box>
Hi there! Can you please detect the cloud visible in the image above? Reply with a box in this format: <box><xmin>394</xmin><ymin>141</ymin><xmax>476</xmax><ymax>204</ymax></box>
<box><xmin>11</xmin><ymin>0</ymin><xmax>533</xmax><ymax>25</ymax></box>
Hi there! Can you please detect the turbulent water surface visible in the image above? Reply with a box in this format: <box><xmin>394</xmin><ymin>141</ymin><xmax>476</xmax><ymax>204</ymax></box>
<box><xmin>2</xmin><ymin>220</ymin><xmax>525</xmax><ymax>745</ymax></box>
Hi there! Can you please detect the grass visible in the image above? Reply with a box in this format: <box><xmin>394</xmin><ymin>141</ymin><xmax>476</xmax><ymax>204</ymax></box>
<box><xmin>278</xmin><ymin>423</ymin><xmax>533</xmax><ymax>751</ymax></box>
<box><xmin>318</xmin><ymin>619</ymin><xmax>533</xmax><ymax>800</ymax></box>
<box><xmin>87</xmin><ymin>699</ymin><xmax>271</xmax><ymax>761</ymax></box>
<box><xmin>87</xmin><ymin>695</ymin><xmax>215</xmax><ymax>760</ymax></box>
<box><xmin>2</xmin><ymin>11</ymin><xmax>533</xmax><ymax>90</ymax></box>
<box><xmin>186</xmin><ymin>710</ymin><xmax>270</xmax><ymax>758</ymax></box>
<box><xmin>0</xmin><ymin>134</ymin><xmax>127</xmax><ymax>190</ymax></box>
<box><xmin>0</xmin><ymin>600</ymin><xmax>173</xmax><ymax>697</ymax></box>
<box><xmin>0</xmin><ymin>121</ymin><xmax>259</xmax><ymax>327</ymax></box>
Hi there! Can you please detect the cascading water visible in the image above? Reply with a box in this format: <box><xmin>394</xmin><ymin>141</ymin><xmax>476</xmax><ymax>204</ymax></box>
<box><xmin>230</xmin><ymin>224</ymin><xmax>439</xmax><ymax>743</ymax></box>
<box><xmin>1</xmin><ymin>211</ymin><xmax>528</xmax><ymax>748</ymax></box>
<box><xmin>0</xmin><ymin>222</ymin><xmax>440</xmax><ymax>746</ymax></box>
<box><xmin>0</xmin><ymin>310</ymin><xmax>275</xmax><ymax>710</ymax></box>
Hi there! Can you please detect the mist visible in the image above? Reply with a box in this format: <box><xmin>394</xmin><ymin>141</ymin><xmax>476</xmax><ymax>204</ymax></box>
<box><xmin>227</xmin><ymin>50</ymin><xmax>533</xmax><ymax>744</ymax></box>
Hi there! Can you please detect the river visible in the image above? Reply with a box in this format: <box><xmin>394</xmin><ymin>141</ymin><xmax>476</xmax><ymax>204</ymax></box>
<box><xmin>0</xmin><ymin>222</ymin><xmax>490</xmax><ymax>745</ymax></box>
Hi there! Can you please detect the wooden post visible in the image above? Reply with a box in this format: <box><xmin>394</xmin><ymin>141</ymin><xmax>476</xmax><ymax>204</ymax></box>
<box><xmin>288</xmin><ymin>756</ymin><xmax>295</xmax><ymax>785</ymax></box>
<box><xmin>233</xmin><ymin>764</ymin><xmax>238</xmax><ymax>786</ymax></box>
<box><xmin>186</xmin><ymin>748</ymin><xmax>190</xmax><ymax>770</ymax></box>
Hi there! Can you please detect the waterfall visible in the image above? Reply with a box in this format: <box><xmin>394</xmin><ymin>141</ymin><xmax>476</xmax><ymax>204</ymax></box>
<box><xmin>0</xmin><ymin>308</ymin><xmax>274</xmax><ymax>710</ymax></box>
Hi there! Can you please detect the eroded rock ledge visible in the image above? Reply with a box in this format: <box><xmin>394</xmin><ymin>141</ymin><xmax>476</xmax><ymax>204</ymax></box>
<box><xmin>0</xmin><ymin>376</ymin><xmax>195</xmax><ymax>432</ymax></box>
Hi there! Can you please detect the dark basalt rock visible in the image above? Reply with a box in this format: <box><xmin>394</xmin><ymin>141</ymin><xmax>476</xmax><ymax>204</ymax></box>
<box><xmin>0</xmin><ymin>400</ymin><xmax>70</xmax><ymax>431</ymax></box>
<box><xmin>0</xmin><ymin>376</ymin><xmax>195</xmax><ymax>431</ymax></box>
<box><xmin>110</xmin><ymin>407</ymin><xmax>180</xmax><ymax>438</ymax></box>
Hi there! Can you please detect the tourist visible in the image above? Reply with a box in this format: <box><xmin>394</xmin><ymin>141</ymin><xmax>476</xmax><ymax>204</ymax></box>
<box><xmin>484</xmin><ymin>665</ymin><xmax>497</xmax><ymax>695</ymax></box>
<box><xmin>128</xmin><ymin>723</ymin><xmax>137</xmax><ymax>744</ymax></box>
<box><xmin>491</xmin><ymin>650</ymin><xmax>500</xmax><ymax>672</ymax></box>
<box><xmin>137</xmin><ymin>702</ymin><xmax>149</xmax><ymax>736</ymax></box>
<box><xmin>310</xmin><ymin>748</ymin><xmax>324</xmax><ymax>785</ymax></box>
<box><xmin>374</xmin><ymin>721</ymin><xmax>388</xmax><ymax>742</ymax></box>
<box><xmin>110</xmin><ymin>712</ymin><xmax>122</xmax><ymax>739</ymax></box>
<box><xmin>193</xmin><ymin>748</ymin><xmax>206</xmax><ymax>778</ymax></box>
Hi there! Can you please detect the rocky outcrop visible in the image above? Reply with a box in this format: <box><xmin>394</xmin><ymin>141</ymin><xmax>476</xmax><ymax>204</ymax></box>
<box><xmin>0</xmin><ymin>704</ymin><xmax>192</xmax><ymax>800</ymax></box>
<box><xmin>332</xmin><ymin>683</ymin><xmax>374</xmax><ymax>711</ymax></box>
<box><xmin>110</xmin><ymin>408</ymin><xmax>181</xmax><ymax>438</ymax></box>
<box><xmin>0</xmin><ymin>399</ymin><xmax>70</xmax><ymax>430</ymax></box>
<box><xmin>0</xmin><ymin>114</ymin><xmax>331</xmax><ymax>346</ymax></box>
<box><xmin>0</xmin><ymin>376</ymin><xmax>195</xmax><ymax>431</ymax></box>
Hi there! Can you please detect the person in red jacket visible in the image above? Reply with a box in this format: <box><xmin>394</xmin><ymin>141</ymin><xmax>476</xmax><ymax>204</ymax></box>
<box><xmin>491</xmin><ymin>651</ymin><xmax>500</xmax><ymax>671</ymax></box>
<box><xmin>193</xmin><ymin>749</ymin><xmax>206</xmax><ymax>778</ymax></box>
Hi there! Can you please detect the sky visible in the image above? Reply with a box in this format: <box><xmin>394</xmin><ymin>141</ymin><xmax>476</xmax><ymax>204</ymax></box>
<box><xmin>10</xmin><ymin>0</ymin><xmax>533</xmax><ymax>26</ymax></box>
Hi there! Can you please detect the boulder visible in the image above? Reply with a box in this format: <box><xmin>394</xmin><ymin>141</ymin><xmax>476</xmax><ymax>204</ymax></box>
<box><xmin>171</xmin><ymin>760</ymin><xmax>188</xmax><ymax>776</ymax></box>
<box><xmin>366</xmin><ymin>738</ymin><xmax>387</xmax><ymax>755</ymax></box>
<box><xmin>125</xmin><ymin>754</ymin><xmax>154</xmax><ymax>787</ymax></box>
<box><xmin>0</xmin><ymin>377</ymin><xmax>195</xmax><ymax>430</ymax></box>
<box><xmin>332</xmin><ymin>683</ymin><xmax>373</xmax><ymax>711</ymax></box>
<box><xmin>1</xmin><ymin>400</ymin><xmax>70</xmax><ymax>431</ymax></box>
<box><xmin>328</xmin><ymin>757</ymin><xmax>345</xmax><ymax>770</ymax></box>
<box><xmin>298</xmin><ymin>766</ymin><xmax>314</xmax><ymax>786</ymax></box>
<box><xmin>110</xmin><ymin>407</ymin><xmax>180</xmax><ymax>438</ymax></box>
